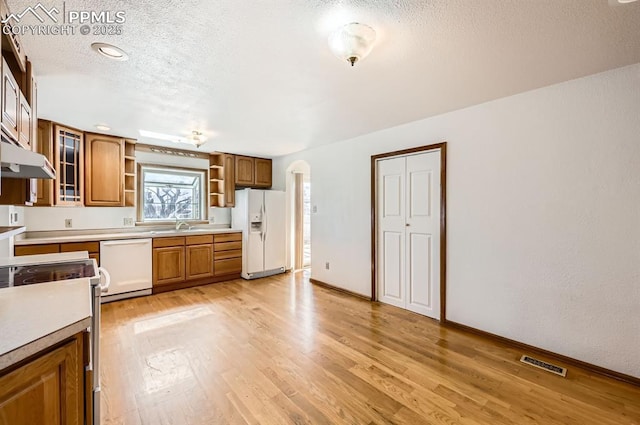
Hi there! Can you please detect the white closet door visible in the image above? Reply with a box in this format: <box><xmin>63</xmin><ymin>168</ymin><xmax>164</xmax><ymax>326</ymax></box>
<box><xmin>405</xmin><ymin>152</ymin><xmax>441</xmax><ymax>319</ymax></box>
<box><xmin>377</xmin><ymin>156</ymin><xmax>406</xmax><ymax>309</ymax></box>
<box><xmin>376</xmin><ymin>150</ymin><xmax>441</xmax><ymax>320</ymax></box>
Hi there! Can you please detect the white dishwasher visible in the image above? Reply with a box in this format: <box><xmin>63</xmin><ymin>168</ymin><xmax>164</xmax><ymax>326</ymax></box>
<box><xmin>100</xmin><ymin>238</ymin><xmax>152</xmax><ymax>303</ymax></box>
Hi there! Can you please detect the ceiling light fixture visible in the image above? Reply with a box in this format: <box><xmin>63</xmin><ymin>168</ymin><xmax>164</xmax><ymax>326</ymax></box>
<box><xmin>187</xmin><ymin>131</ymin><xmax>207</xmax><ymax>148</ymax></box>
<box><xmin>91</xmin><ymin>42</ymin><xmax>129</xmax><ymax>61</ymax></box>
<box><xmin>95</xmin><ymin>124</ymin><xmax>110</xmax><ymax>131</ymax></box>
<box><xmin>328</xmin><ymin>22</ymin><xmax>376</xmax><ymax>66</ymax></box>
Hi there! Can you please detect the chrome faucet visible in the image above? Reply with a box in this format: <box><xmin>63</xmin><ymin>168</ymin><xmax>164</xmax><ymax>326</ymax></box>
<box><xmin>175</xmin><ymin>219</ymin><xmax>191</xmax><ymax>231</ymax></box>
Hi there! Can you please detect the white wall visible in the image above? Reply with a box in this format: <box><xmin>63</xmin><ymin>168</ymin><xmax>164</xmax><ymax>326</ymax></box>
<box><xmin>24</xmin><ymin>150</ymin><xmax>232</xmax><ymax>231</ymax></box>
<box><xmin>272</xmin><ymin>63</ymin><xmax>640</xmax><ymax>378</ymax></box>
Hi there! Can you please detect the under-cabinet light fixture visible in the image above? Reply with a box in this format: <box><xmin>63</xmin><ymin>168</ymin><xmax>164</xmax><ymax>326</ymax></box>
<box><xmin>139</xmin><ymin>130</ymin><xmax>208</xmax><ymax>148</ymax></box>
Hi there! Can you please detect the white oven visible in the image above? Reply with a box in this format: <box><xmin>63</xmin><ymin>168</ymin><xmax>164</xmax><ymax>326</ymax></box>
<box><xmin>0</xmin><ymin>251</ymin><xmax>110</xmax><ymax>425</ymax></box>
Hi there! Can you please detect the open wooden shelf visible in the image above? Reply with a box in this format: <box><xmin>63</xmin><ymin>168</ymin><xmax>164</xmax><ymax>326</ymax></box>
<box><xmin>209</xmin><ymin>153</ymin><xmax>226</xmax><ymax>207</ymax></box>
<box><xmin>124</xmin><ymin>139</ymin><xmax>136</xmax><ymax>207</ymax></box>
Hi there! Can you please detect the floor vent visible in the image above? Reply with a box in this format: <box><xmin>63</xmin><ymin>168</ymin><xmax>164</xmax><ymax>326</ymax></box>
<box><xmin>519</xmin><ymin>355</ymin><xmax>567</xmax><ymax>377</ymax></box>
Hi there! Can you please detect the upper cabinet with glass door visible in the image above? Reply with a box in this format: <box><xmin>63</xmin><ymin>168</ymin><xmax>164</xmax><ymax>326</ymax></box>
<box><xmin>54</xmin><ymin>125</ymin><xmax>84</xmax><ymax>206</ymax></box>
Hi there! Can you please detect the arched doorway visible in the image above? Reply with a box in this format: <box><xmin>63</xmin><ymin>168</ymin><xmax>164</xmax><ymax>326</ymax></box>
<box><xmin>285</xmin><ymin>160</ymin><xmax>311</xmax><ymax>271</ymax></box>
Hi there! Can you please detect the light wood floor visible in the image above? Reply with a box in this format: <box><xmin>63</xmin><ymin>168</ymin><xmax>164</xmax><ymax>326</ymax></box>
<box><xmin>100</xmin><ymin>271</ymin><xmax>640</xmax><ymax>425</ymax></box>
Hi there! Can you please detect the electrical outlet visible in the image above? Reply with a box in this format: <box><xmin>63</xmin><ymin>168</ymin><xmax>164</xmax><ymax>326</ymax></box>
<box><xmin>312</xmin><ymin>205</ymin><xmax>318</xmax><ymax>213</ymax></box>
<box><xmin>64</xmin><ymin>219</ymin><xmax>72</xmax><ymax>228</ymax></box>
<box><xmin>325</xmin><ymin>262</ymin><xmax>330</xmax><ymax>270</ymax></box>
<box><xmin>123</xmin><ymin>217</ymin><xmax>135</xmax><ymax>226</ymax></box>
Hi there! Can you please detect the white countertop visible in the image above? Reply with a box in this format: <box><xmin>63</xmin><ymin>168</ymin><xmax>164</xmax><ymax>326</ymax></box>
<box><xmin>0</xmin><ymin>226</ymin><xmax>26</xmax><ymax>241</ymax></box>
<box><xmin>0</xmin><ymin>278</ymin><xmax>93</xmax><ymax>369</ymax></box>
<box><xmin>14</xmin><ymin>227</ymin><xmax>242</xmax><ymax>245</ymax></box>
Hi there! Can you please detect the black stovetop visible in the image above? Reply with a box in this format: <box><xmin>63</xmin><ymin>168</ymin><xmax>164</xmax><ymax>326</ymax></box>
<box><xmin>0</xmin><ymin>260</ymin><xmax>96</xmax><ymax>289</ymax></box>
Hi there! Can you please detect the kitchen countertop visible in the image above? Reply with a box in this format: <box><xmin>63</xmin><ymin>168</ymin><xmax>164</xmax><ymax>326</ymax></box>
<box><xmin>0</xmin><ymin>226</ymin><xmax>26</xmax><ymax>241</ymax></box>
<box><xmin>0</xmin><ymin>277</ymin><xmax>92</xmax><ymax>370</ymax></box>
<box><xmin>14</xmin><ymin>227</ymin><xmax>243</xmax><ymax>245</ymax></box>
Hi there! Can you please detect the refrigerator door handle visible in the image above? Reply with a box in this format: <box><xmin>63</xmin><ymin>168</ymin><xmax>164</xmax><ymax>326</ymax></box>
<box><xmin>263</xmin><ymin>200</ymin><xmax>268</xmax><ymax>243</ymax></box>
<box><xmin>261</xmin><ymin>202</ymin><xmax>266</xmax><ymax>242</ymax></box>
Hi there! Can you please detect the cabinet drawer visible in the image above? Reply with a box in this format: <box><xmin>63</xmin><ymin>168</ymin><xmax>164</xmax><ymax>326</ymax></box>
<box><xmin>186</xmin><ymin>234</ymin><xmax>213</xmax><ymax>245</ymax></box>
<box><xmin>213</xmin><ymin>241</ymin><xmax>241</xmax><ymax>251</ymax></box>
<box><xmin>214</xmin><ymin>258</ymin><xmax>242</xmax><ymax>276</ymax></box>
<box><xmin>15</xmin><ymin>244</ymin><xmax>59</xmax><ymax>256</ymax></box>
<box><xmin>60</xmin><ymin>241</ymin><xmax>99</xmax><ymax>253</ymax></box>
<box><xmin>214</xmin><ymin>232</ymin><xmax>242</xmax><ymax>243</ymax></box>
<box><xmin>214</xmin><ymin>249</ymin><xmax>241</xmax><ymax>260</ymax></box>
<box><xmin>153</xmin><ymin>237</ymin><xmax>185</xmax><ymax>248</ymax></box>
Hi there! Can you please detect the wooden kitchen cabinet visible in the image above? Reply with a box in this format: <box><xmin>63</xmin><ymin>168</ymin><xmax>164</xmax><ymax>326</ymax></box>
<box><xmin>15</xmin><ymin>241</ymin><xmax>100</xmax><ymax>265</ymax></box>
<box><xmin>223</xmin><ymin>154</ymin><xmax>236</xmax><ymax>206</ymax></box>
<box><xmin>14</xmin><ymin>243</ymin><xmax>59</xmax><ymax>256</ymax></box>
<box><xmin>1</xmin><ymin>57</ymin><xmax>20</xmax><ymax>143</ymax></box>
<box><xmin>186</xmin><ymin>244</ymin><xmax>213</xmax><ymax>278</ymax></box>
<box><xmin>209</xmin><ymin>153</ymin><xmax>236</xmax><ymax>208</ymax></box>
<box><xmin>35</xmin><ymin>120</ymin><xmax>55</xmax><ymax>206</ymax></box>
<box><xmin>17</xmin><ymin>92</ymin><xmax>32</xmax><ymax>149</ymax></box>
<box><xmin>153</xmin><ymin>246</ymin><xmax>185</xmax><ymax>286</ymax></box>
<box><xmin>84</xmin><ymin>133</ymin><xmax>125</xmax><ymax>206</ymax></box>
<box><xmin>123</xmin><ymin>139</ymin><xmax>136</xmax><ymax>207</ymax></box>
<box><xmin>152</xmin><ymin>232</ymin><xmax>242</xmax><ymax>293</ymax></box>
<box><xmin>0</xmin><ymin>0</ymin><xmax>27</xmax><ymax>73</ymax></box>
<box><xmin>152</xmin><ymin>237</ymin><xmax>186</xmax><ymax>287</ymax></box>
<box><xmin>186</xmin><ymin>243</ymin><xmax>214</xmax><ymax>280</ymax></box>
<box><xmin>234</xmin><ymin>155</ymin><xmax>272</xmax><ymax>188</ymax></box>
<box><xmin>254</xmin><ymin>158</ymin><xmax>272</xmax><ymax>188</ymax></box>
<box><xmin>54</xmin><ymin>125</ymin><xmax>84</xmax><ymax>206</ymax></box>
<box><xmin>27</xmin><ymin>61</ymin><xmax>38</xmax><ymax>152</ymax></box>
<box><xmin>60</xmin><ymin>241</ymin><xmax>100</xmax><ymax>266</ymax></box>
<box><xmin>0</xmin><ymin>175</ymin><xmax>36</xmax><ymax>206</ymax></box>
<box><xmin>0</xmin><ymin>334</ymin><xmax>85</xmax><ymax>425</ymax></box>
<box><xmin>213</xmin><ymin>232</ymin><xmax>242</xmax><ymax>276</ymax></box>
<box><xmin>209</xmin><ymin>154</ymin><xmax>225</xmax><ymax>207</ymax></box>
<box><xmin>235</xmin><ymin>155</ymin><xmax>255</xmax><ymax>186</ymax></box>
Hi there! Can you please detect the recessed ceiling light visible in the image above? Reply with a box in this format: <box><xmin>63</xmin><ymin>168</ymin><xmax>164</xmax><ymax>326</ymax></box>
<box><xmin>618</xmin><ymin>0</ymin><xmax>638</xmax><ymax>3</ymax></box>
<box><xmin>91</xmin><ymin>42</ymin><xmax>128</xmax><ymax>61</ymax></box>
<box><xmin>95</xmin><ymin>124</ymin><xmax>110</xmax><ymax>131</ymax></box>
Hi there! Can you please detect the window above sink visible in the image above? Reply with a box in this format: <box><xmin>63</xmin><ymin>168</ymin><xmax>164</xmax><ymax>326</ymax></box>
<box><xmin>139</xmin><ymin>165</ymin><xmax>207</xmax><ymax>223</ymax></box>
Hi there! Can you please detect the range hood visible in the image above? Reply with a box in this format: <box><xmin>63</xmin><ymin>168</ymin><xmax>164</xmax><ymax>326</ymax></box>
<box><xmin>1</xmin><ymin>142</ymin><xmax>55</xmax><ymax>179</ymax></box>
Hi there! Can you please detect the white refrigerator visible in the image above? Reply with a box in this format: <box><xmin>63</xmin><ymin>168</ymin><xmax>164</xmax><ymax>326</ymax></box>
<box><xmin>232</xmin><ymin>188</ymin><xmax>286</xmax><ymax>279</ymax></box>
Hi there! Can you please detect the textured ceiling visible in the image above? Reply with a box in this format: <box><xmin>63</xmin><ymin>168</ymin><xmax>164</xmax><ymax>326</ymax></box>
<box><xmin>9</xmin><ymin>0</ymin><xmax>640</xmax><ymax>156</ymax></box>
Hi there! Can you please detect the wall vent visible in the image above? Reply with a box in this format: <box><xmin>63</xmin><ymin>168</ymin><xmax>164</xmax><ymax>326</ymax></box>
<box><xmin>519</xmin><ymin>355</ymin><xmax>567</xmax><ymax>377</ymax></box>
